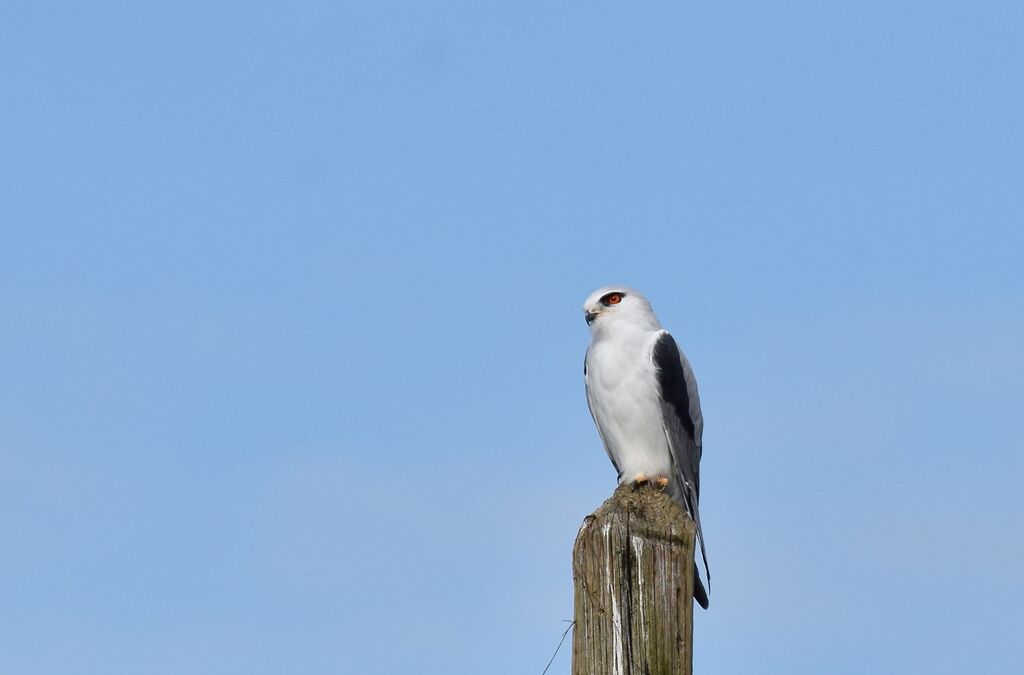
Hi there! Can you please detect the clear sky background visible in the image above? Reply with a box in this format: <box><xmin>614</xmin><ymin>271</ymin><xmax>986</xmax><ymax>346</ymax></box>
<box><xmin>2</xmin><ymin>3</ymin><xmax>1022</xmax><ymax>674</ymax></box>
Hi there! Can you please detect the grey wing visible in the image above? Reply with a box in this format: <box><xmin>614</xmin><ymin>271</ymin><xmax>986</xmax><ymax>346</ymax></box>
<box><xmin>584</xmin><ymin>346</ymin><xmax>621</xmax><ymax>479</ymax></box>
<box><xmin>652</xmin><ymin>331</ymin><xmax>710</xmax><ymax>598</ymax></box>
<box><xmin>678</xmin><ymin>348</ymin><xmax>704</xmax><ymax>477</ymax></box>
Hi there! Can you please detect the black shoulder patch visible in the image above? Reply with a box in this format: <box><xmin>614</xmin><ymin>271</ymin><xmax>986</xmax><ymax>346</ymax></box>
<box><xmin>652</xmin><ymin>332</ymin><xmax>695</xmax><ymax>440</ymax></box>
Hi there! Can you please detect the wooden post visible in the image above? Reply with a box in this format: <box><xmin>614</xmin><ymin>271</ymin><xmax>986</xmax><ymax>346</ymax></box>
<box><xmin>571</xmin><ymin>484</ymin><xmax>696</xmax><ymax>675</ymax></box>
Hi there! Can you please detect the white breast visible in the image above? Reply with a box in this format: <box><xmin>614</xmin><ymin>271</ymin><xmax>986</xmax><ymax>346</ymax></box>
<box><xmin>585</xmin><ymin>328</ymin><xmax>672</xmax><ymax>482</ymax></box>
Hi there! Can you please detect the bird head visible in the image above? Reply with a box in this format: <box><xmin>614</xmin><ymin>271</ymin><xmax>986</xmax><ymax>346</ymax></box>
<box><xmin>582</xmin><ymin>286</ymin><xmax>662</xmax><ymax>334</ymax></box>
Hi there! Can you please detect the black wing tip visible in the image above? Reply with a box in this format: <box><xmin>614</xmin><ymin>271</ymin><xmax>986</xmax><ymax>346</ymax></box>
<box><xmin>694</xmin><ymin>574</ymin><xmax>710</xmax><ymax>609</ymax></box>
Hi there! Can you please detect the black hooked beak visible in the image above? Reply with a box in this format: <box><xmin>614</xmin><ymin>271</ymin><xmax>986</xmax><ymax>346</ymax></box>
<box><xmin>585</xmin><ymin>311</ymin><xmax>597</xmax><ymax>324</ymax></box>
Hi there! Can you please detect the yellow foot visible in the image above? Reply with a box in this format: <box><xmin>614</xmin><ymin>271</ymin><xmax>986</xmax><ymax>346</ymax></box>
<box><xmin>630</xmin><ymin>473</ymin><xmax>649</xmax><ymax>488</ymax></box>
<box><xmin>655</xmin><ymin>476</ymin><xmax>670</xmax><ymax>490</ymax></box>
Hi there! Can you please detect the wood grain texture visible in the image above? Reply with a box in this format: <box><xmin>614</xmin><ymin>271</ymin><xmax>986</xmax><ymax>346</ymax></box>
<box><xmin>571</xmin><ymin>484</ymin><xmax>695</xmax><ymax>675</ymax></box>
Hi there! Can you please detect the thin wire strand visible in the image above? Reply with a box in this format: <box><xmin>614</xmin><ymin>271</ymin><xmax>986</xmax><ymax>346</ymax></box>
<box><xmin>541</xmin><ymin>620</ymin><xmax>575</xmax><ymax>675</ymax></box>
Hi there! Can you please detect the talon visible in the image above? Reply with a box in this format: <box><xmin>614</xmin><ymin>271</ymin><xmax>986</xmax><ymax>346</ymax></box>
<box><xmin>631</xmin><ymin>473</ymin><xmax>649</xmax><ymax>488</ymax></box>
<box><xmin>655</xmin><ymin>476</ymin><xmax>670</xmax><ymax>490</ymax></box>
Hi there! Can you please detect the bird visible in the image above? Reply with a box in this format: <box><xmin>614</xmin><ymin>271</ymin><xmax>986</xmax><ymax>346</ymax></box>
<box><xmin>582</xmin><ymin>286</ymin><xmax>710</xmax><ymax>609</ymax></box>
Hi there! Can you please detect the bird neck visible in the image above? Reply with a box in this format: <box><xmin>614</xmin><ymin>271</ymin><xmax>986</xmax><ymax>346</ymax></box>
<box><xmin>591</xmin><ymin>319</ymin><xmax>661</xmax><ymax>346</ymax></box>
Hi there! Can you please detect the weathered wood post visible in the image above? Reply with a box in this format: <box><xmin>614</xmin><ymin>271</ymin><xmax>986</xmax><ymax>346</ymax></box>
<box><xmin>571</xmin><ymin>484</ymin><xmax>696</xmax><ymax>675</ymax></box>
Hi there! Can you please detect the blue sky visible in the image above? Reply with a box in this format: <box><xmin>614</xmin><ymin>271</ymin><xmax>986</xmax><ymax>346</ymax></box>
<box><xmin>2</xmin><ymin>2</ymin><xmax>1022</xmax><ymax>673</ymax></box>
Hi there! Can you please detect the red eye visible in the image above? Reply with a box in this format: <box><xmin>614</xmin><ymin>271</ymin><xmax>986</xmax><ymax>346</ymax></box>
<box><xmin>606</xmin><ymin>293</ymin><xmax>622</xmax><ymax>305</ymax></box>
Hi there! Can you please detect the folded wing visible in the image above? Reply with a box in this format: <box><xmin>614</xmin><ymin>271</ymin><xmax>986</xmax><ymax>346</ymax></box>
<box><xmin>652</xmin><ymin>331</ymin><xmax>710</xmax><ymax>608</ymax></box>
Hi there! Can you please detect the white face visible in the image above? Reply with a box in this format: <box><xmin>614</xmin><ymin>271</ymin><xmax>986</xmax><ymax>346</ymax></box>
<box><xmin>582</xmin><ymin>286</ymin><xmax>657</xmax><ymax>331</ymax></box>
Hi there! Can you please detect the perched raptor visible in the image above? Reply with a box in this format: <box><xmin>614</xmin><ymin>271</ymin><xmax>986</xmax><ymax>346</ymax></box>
<box><xmin>582</xmin><ymin>286</ymin><xmax>710</xmax><ymax>609</ymax></box>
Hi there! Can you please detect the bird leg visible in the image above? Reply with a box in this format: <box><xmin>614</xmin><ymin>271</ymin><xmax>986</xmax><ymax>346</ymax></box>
<box><xmin>654</xmin><ymin>476</ymin><xmax>670</xmax><ymax>490</ymax></box>
<box><xmin>630</xmin><ymin>473</ymin><xmax>649</xmax><ymax>488</ymax></box>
